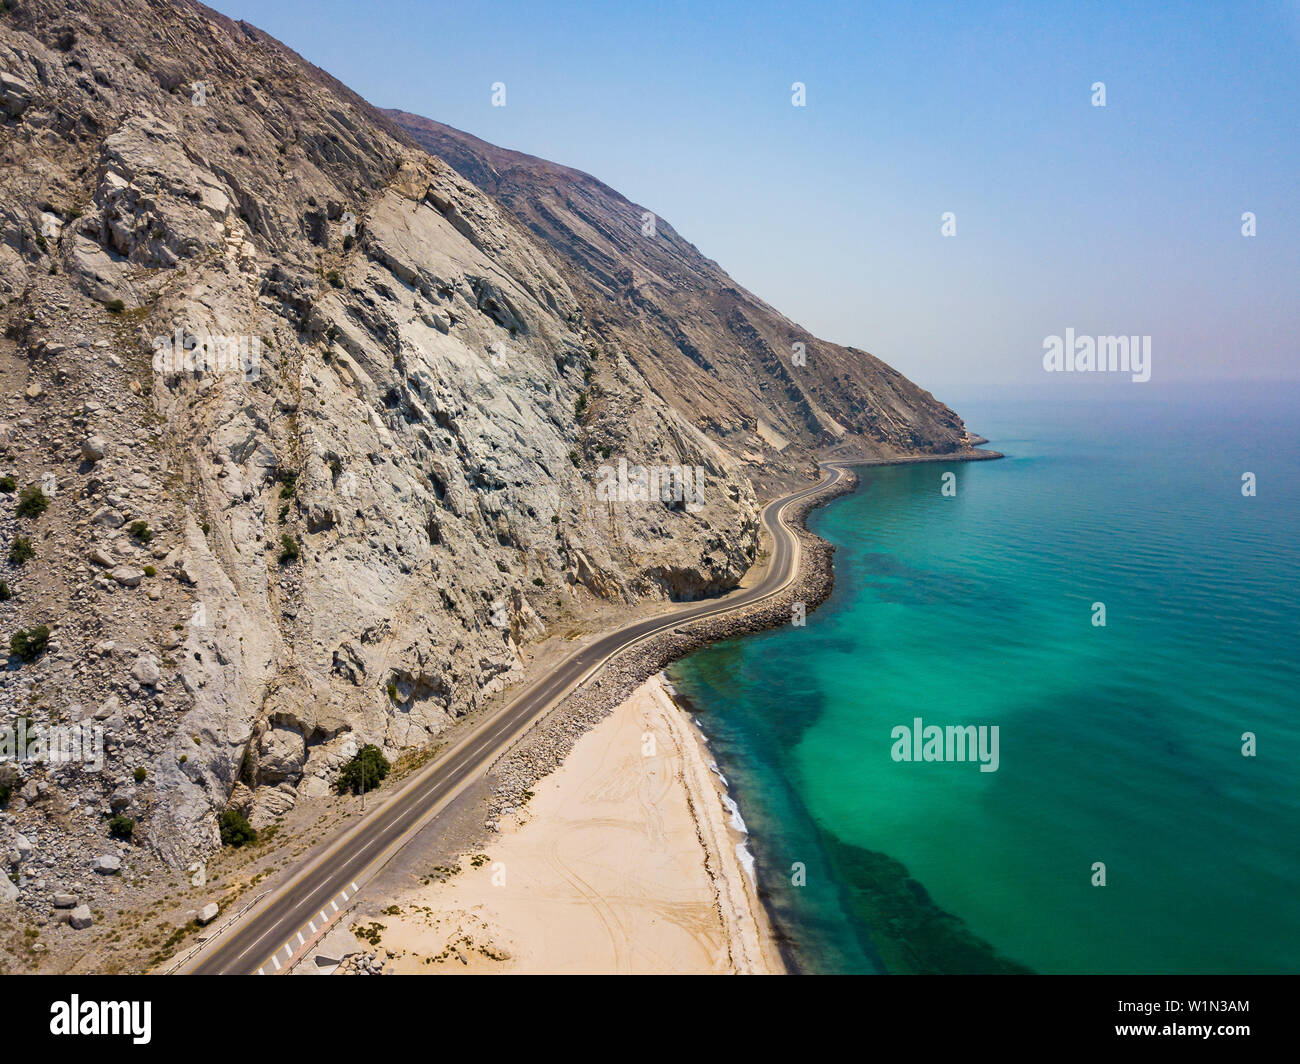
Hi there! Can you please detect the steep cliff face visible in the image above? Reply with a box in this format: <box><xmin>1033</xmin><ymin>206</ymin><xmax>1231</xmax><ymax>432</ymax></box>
<box><xmin>388</xmin><ymin>112</ymin><xmax>976</xmax><ymax>472</ymax></box>
<box><xmin>0</xmin><ymin>0</ymin><xmax>978</xmax><ymax>876</ymax></box>
<box><xmin>0</xmin><ymin>0</ymin><xmax>757</xmax><ymax>869</ymax></box>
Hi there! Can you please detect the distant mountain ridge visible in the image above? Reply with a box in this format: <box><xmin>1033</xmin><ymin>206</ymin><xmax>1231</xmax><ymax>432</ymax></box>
<box><xmin>388</xmin><ymin>110</ymin><xmax>978</xmax><ymax>479</ymax></box>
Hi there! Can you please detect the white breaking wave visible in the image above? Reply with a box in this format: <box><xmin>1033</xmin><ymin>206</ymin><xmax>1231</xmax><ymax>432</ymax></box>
<box><xmin>721</xmin><ymin>793</ymin><xmax>748</xmax><ymax>834</ymax></box>
<box><xmin>736</xmin><ymin>842</ymin><xmax>757</xmax><ymax>884</ymax></box>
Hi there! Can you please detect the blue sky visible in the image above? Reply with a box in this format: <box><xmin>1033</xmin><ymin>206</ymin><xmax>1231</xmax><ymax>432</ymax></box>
<box><xmin>209</xmin><ymin>0</ymin><xmax>1299</xmax><ymax>402</ymax></box>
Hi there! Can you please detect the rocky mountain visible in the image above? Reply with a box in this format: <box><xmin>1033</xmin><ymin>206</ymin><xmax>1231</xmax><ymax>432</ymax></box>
<box><xmin>388</xmin><ymin>111</ymin><xmax>976</xmax><ymax>481</ymax></box>
<box><xmin>0</xmin><ymin>0</ymin><xmax>980</xmax><ymax>891</ymax></box>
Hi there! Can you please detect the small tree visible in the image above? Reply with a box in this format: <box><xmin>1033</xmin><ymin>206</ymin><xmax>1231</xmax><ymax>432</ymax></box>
<box><xmin>8</xmin><ymin>536</ymin><xmax>34</xmax><ymax>565</ymax></box>
<box><xmin>15</xmin><ymin>486</ymin><xmax>48</xmax><ymax>519</ymax></box>
<box><xmin>9</xmin><ymin>625</ymin><xmax>50</xmax><ymax>662</ymax></box>
<box><xmin>278</xmin><ymin>534</ymin><xmax>299</xmax><ymax>564</ymax></box>
<box><xmin>337</xmin><ymin>744</ymin><xmax>390</xmax><ymax>796</ymax></box>
<box><xmin>218</xmin><ymin>809</ymin><xmax>257</xmax><ymax>848</ymax></box>
<box><xmin>108</xmin><ymin>815</ymin><xmax>135</xmax><ymax>841</ymax></box>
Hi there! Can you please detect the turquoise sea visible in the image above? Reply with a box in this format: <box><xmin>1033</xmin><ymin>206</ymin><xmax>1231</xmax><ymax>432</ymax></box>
<box><xmin>669</xmin><ymin>388</ymin><xmax>1300</xmax><ymax>974</ymax></box>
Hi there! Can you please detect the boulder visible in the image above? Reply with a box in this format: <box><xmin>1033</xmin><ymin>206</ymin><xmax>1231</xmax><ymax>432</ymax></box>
<box><xmin>0</xmin><ymin>71</ymin><xmax>34</xmax><ymax>118</ymax></box>
<box><xmin>91</xmin><ymin>855</ymin><xmax>121</xmax><ymax>875</ymax></box>
<box><xmin>196</xmin><ymin>902</ymin><xmax>219</xmax><ymax>925</ymax></box>
<box><xmin>69</xmin><ymin>905</ymin><xmax>94</xmax><ymax>930</ymax></box>
<box><xmin>91</xmin><ymin>506</ymin><xmax>125</xmax><ymax>528</ymax></box>
<box><xmin>81</xmin><ymin>435</ymin><xmax>108</xmax><ymax>462</ymax></box>
<box><xmin>130</xmin><ymin>654</ymin><xmax>160</xmax><ymax>685</ymax></box>
<box><xmin>111</xmin><ymin>567</ymin><xmax>145</xmax><ymax>587</ymax></box>
<box><xmin>176</xmin><ymin>553</ymin><xmax>200</xmax><ymax>585</ymax></box>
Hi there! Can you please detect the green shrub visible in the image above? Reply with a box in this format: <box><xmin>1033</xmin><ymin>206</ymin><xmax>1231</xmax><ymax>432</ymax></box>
<box><xmin>0</xmin><ymin>475</ymin><xmax>14</xmax><ymax>492</ymax></box>
<box><xmin>386</xmin><ymin>681</ymin><xmax>398</xmax><ymax>701</ymax></box>
<box><xmin>277</xmin><ymin>534</ymin><xmax>299</xmax><ymax>564</ymax></box>
<box><xmin>128</xmin><ymin>520</ymin><xmax>153</xmax><ymax>542</ymax></box>
<box><xmin>9</xmin><ymin>625</ymin><xmax>49</xmax><ymax>662</ymax></box>
<box><xmin>532</xmin><ymin>577</ymin><xmax>544</xmax><ymax>587</ymax></box>
<box><xmin>0</xmin><ymin>784</ymin><xmax>10</xmax><ymax>807</ymax></box>
<box><xmin>325</xmin><ymin>270</ymin><xmax>342</xmax><ymax>288</ymax></box>
<box><xmin>15</xmin><ymin>486</ymin><xmax>48</xmax><ymax>518</ymax></box>
<box><xmin>8</xmin><ymin>536</ymin><xmax>33</xmax><ymax>565</ymax></box>
<box><xmin>105</xmin><ymin>299</ymin><xmax>125</xmax><ymax>314</ymax></box>
<box><xmin>142</xmin><ymin>565</ymin><xmax>156</xmax><ymax>578</ymax></box>
<box><xmin>0</xmin><ymin>580</ymin><xmax>10</xmax><ymax>601</ymax></box>
<box><xmin>134</xmin><ymin>767</ymin><xmax>147</xmax><ymax>783</ymax></box>
<box><xmin>337</xmin><ymin>744</ymin><xmax>390</xmax><ymax>796</ymax></box>
<box><xmin>108</xmin><ymin>815</ymin><xmax>134</xmax><ymax>841</ymax></box>
<box><xmin>218</xmin><ymin>809</ymin><xmax>257</xmax><ymax>848</ymax></box>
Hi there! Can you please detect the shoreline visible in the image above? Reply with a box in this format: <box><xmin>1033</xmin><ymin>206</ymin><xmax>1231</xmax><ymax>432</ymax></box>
<box><xmin>303</xmin><ymin>447</ymin><xmax>997</xmax><ymax>975</ymax></box>
<box><xmin>660</xmin><ymin>674</ymin><xmax>804</xmax><ymax>976</ymax></box>
<box><xmin>443</xmin><ymin>449</ymin><xmax>1001</xmax><ymax>973</ymax></box>
<box><xmin>366</xmin><ymin>673</ymin><xmax>784</xmax><ymax>974</ymax></box>
<box><xmin>485</xmin><ymin>449</ymin><xmax>1002</xmax><ymax>828</ymax></box>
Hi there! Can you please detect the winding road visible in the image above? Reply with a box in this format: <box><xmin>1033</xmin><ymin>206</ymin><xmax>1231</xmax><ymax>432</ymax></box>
<box><xmin>185</xmin><ymin>463</ymin><xmax>849</xmax><ymax>975</ymax></box>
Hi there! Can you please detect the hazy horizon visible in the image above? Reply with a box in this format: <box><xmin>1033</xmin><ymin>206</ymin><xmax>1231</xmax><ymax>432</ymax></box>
<box><xmin>206</xmin><ymin>0</ymin><xmax>1300</xmax><ymax>402</ymax></box>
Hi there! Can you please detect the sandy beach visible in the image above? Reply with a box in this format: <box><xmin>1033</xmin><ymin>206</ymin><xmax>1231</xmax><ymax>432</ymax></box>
<box><xmin>375</xmin><ymin>674</ymin><xmax>785</xmax><ymax>974</ymax></box>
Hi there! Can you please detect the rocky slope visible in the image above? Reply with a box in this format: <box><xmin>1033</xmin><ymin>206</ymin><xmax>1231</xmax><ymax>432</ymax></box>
<box><xmin>389</xmin><ymin>112</ymin><xmax>976</xmax><ymax>480</ymax></box>
<box><xmin>0</xmin><ymin>0</ymin><xmax>978</xmax><ymax>916</ymax></box>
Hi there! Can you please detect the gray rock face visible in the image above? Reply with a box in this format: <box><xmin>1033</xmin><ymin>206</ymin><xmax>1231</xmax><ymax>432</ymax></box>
<box><xmin>0</xmin><ymin>0</ymin><xmax>984</xmax><ymax>878</ymax></box>
<box><xmin>0</xmin><ymin>70</ymin><xmax>32</xmax><ymax>118</ymax></box>
<box><xmin>394</xmin><ymin>111</ymin><xmax>978</xmax><ymax>465</ymax></box>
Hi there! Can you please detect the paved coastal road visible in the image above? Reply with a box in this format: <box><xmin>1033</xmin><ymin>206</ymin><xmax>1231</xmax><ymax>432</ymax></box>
<box><xmin>186</xmin><ymin>463</ymin><xmax>848</xmax><ymax>975</ymax></box>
